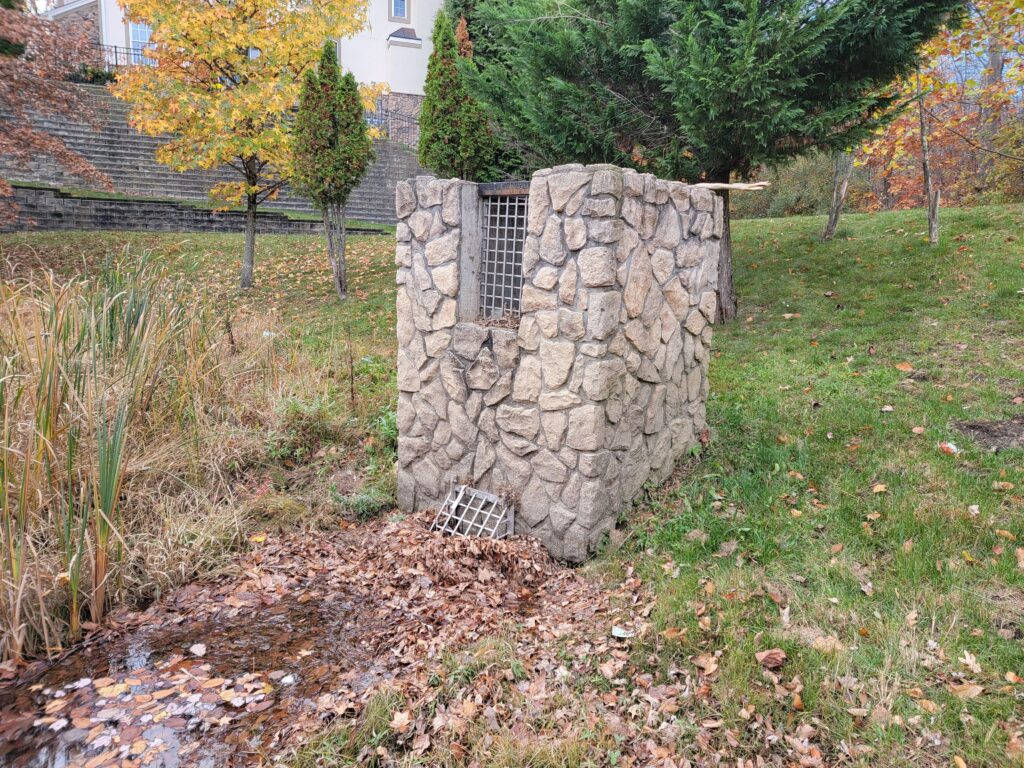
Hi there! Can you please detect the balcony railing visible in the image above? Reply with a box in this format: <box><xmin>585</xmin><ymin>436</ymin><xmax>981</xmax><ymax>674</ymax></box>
<box><xmin>73</xmin><ymin>46</ymin><xmax>422</xmax><ymax>148</ymax></box>
<box><xmin>96</xmin><ymin>43</ymin><xmax>154</xmax><ymax>71</ymax></box>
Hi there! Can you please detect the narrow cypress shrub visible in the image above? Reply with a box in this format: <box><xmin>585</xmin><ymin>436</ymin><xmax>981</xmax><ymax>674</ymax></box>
<box><xmin>292</xmin><ymin>42</ymin><xmax>374</xmax><ymax>301</ymax></box>
<box><xmin>418</xmin><ymin>10</ymin><xmax>498</xmax><ymax>181</ymax></box>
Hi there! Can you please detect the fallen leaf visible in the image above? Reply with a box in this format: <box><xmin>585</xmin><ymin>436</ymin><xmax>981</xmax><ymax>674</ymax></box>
<box><xmin>872</xmin><ymin>484</ymin><xmax>888</xmax><ymax>494</ymax></box>
<box><xmin>390</xmin><ymin>710</ymin><xmax>412</xmax><ymax>733</ymax></box>
<box><xmin>693</xmin><ymin>653</ymin><xmax>719</xmax><ymax>675</ymax></box>
<box><xmin>912</xmin><ymin>426</ymin><xmax>926</xmax><ymax>434</ymax></box>
<box><xmin>895</xmin><ymin>362</ymin><xmax>915</xmax><ymax>372</ymax></box>
<box><xmin>190</xmin><ymin>643</ymin><xmax>207</xmax><ymax>658</ymax></box>
<box><xmin>755</xmin><ymin>648</ymin><xmax>786</xmax><ymax>669</ymax></box>
<box><xmin>993</xmin><ymin>481</ymin><xmax>1015</xmax><ymax>492</ymax></box>
<box><xmin>960</xmin><ymin>651</ymin><xmax>982</xmax><ymax>674</ymax></box>
<box><xmin>948</xmin><ymin>682</ymin><xmax>983</xmax><ymax>699</ymax></box>
<box><xmin>713</xmin><ymin>540</ymin><xmax>737</xmax><ymax>558</ymax></box>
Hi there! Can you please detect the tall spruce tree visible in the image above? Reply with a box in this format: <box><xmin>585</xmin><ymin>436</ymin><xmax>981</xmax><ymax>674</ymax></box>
<box><xmin>419</xmin><ymin>9</ymin><xmax>498</xmax><ymax>181</ymax></box>
<box><xmin>292</xmin><ymin>42</ymin><xmax>374</xmax><ymax>301</ymax></box>
<box><xmin>470</xmin><ymin>0</ymin><xmax>965</xmax><ymax>320</ymax></box>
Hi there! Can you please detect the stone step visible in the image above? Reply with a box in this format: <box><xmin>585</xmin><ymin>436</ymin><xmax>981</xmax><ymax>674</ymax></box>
<box><xmin>3</xmin><ymin>185</ymin><xmax>392</xmax><ymax>236</ymax></box>
<box><xmin>1</xmin><ymin>84</ymin><xmax>423</xmax><ymax>225</ymax></box>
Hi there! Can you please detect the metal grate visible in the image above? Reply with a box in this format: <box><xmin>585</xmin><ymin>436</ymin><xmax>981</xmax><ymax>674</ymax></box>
<box><xmin>479</xmin><ymin>192</ymin><xmax>528</xmax><ymax>318</ymax></box>
<box><xmin>432</xmin><ymin>485</ymin><xmax>514</xmax><ymax>539</ymax></box>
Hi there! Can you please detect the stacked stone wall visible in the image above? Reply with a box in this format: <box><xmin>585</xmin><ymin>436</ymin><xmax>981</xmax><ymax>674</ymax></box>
<box><xmin>395</xmin><ymin>164</ymin><xmax>722</xmax><ymax>561</ymax></box>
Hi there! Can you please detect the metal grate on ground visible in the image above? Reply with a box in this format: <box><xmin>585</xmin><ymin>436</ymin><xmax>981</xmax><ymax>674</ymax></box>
<box><xmin>432</xmin><ymin>485</ymin><xmax>514</xmax><ymax>539</ymax></box>
<box><xmin>479</xmin><ymin>191</ymin><xmax>528</xmax><ymax>319</ymax></box>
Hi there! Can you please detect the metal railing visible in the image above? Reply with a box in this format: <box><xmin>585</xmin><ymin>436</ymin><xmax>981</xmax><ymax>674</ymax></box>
<box><xmin>69</xmin><ymin>46</ymin><xmax>422</xmax><ymax>147</ymax></box>
<box><xmin>478</xmin><ymin>182</ymin><xmax>529</xmax><ymax>319</ymax></box>
<box><xmin>96</xmin><ymin>43</ymin><xmax>153</xmax><ymax>71</ymax></box>
<box><xmin>365</xmin><ymin>98</ymin><xmax>420</xmax><ymax>148</ymax></box>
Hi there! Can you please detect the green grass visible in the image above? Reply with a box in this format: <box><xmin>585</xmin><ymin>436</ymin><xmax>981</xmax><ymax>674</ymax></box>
<box><xmin>1</xmin><ymin>203</ymin><xmax>1022</xmax><ymax>763</ymax></box>
<box><xmin>0</xmin><ymin>229</ymin><xmax>398</xmax><ymax>356</ymax></box>
<box><xmin>621</xmin><ymin>203</ymin><xmax>1024</xmax><ymax>765</ymax></box>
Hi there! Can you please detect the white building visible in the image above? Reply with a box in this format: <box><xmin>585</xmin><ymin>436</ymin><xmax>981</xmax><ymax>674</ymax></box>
<box><xmin>45</xmin><ymin>0</ymin><xmax>443</xmax><ymax>105</ymax></box>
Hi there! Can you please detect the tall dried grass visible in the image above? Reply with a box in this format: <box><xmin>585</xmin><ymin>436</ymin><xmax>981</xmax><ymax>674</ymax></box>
<box><xmin>0</xmin><ymin>254</ymin><xmax>297</xmax><ymax>662</ymax></box>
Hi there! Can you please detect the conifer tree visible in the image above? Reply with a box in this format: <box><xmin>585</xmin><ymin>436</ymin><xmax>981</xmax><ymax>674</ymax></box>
<box><xmin>293</xmin><ymin>42</ymin><xmax>374</xmax><ymax>301</ymax></box>
<box><xmin>471</xmin><ymin>0</ymin><xmax>965</xmax><ymax>320</ymax></box>
<box><xmin>419</xmin><ymin>9</ymin><xmax>497</xmax><ymax>181</ymax></box>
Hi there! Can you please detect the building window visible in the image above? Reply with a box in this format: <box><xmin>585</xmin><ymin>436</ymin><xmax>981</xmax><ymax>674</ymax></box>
<box><xmin>129</xmin><ymin>22</ymin><xmax>153</xmax><ymax>65</ymax></box>
<box><xmin>389</xmin><ymin>0</ymin><xmax>410</xmax><ymax>23</ymax></box>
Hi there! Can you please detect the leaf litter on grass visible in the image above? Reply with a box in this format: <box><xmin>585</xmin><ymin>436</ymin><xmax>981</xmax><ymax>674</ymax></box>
<box><xmin>0</xmin><ymin>512</ymin><xmax>846</xmax><ymax>768</ymax></box>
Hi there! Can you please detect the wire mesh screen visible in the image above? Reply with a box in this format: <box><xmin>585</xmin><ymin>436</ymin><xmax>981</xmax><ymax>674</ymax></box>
<box><xmin>479</xmin><ymin>193</ymin><xmax>528</xmax><ymax>318</ymax></box>
<box><xmin>432</xmin><ymin>485</ymin><xmax>514</xmax><ymax>539</ymax></box>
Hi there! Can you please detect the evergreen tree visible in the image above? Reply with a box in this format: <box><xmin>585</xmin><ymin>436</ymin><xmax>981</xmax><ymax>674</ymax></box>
<box><xmin>471</xmin><ymin>0</ymin><xmax>965</xmax><ymax>320</ymax></box>
<box><xmin>292</xmin><ymin>42</ymin><xmax>374</xmax><ymax>301</ymax></box>
<box><xmin>419</xmin><ymin>9</ymin><xmax>498</xmax><ymax>181</ymax></box>
<box><xmin>1</xmin><ymin>0</ymin><xmax>26</xmax><ymax>58</ymax></box>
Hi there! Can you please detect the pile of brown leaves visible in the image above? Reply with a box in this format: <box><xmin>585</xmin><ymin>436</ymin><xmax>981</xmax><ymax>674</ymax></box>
<box><xmin>0</xmin><ymin>514</ymin><xmax>828</xmax><ymax>767</ymax></box>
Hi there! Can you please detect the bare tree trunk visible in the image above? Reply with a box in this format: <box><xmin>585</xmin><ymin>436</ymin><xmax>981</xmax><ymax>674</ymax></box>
<box><xmin>713</xmin><ymin>178</ymin><xmax>737</xmax><ymax>323</ymax></box>
<box><xmin>324</xmin><ymin>203</ymin><xmax>348</xmax><ymax>301</ymax></box>
<box><xmin>240</xmin><ymin>193</ymin><xmax>257</xmax><ymax>288</ymax></box>
<box><xmin>822</xmin><ymin>151</ymin><xmax>855</xmax><ymax>241</ymax></box>
<box><xmin>978</xmin><ymin>36</ymin><xmax>1005</xmax><ymax>182</ymax></box>
<box><xmin>917</xmin><ymin>70</ymin><xmax>937</xmax><ymax>246</ymax></box>
<box><xmin>917</xmin><ymin>70</ymin><xmax>940</xmax><ymax>245</ymax></box>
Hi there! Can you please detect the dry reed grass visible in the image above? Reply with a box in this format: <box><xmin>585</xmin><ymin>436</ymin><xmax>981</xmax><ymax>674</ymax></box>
<box><xmin>0</xmin><ymin>251</ymin><xmax>328</xmax><ymax>662</ymax></box>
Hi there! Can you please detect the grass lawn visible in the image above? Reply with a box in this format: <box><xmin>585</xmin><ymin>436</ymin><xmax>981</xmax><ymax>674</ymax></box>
<box><xmin>1</xmin><ymin>203</ymin><xmax>1021</xmax><ymax>764</ymax></box>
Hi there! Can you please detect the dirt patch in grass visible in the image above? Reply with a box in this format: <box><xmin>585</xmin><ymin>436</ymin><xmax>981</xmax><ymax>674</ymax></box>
<box><xmin>954</xmin><ymin>414</ymin><xmax>1024</xmax><ymax>451</ymax></box>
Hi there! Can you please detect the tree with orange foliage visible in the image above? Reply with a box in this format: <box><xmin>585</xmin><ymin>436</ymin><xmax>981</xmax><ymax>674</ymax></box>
<box><xmin>0</xmin><ymin>0</ymin><xmax>111</xmax><ymax>226</ymax></box>
<box><xmin>862</xmin><ymin>0</ymin><xmax>1024</xmax><ymax>231</ymax></box>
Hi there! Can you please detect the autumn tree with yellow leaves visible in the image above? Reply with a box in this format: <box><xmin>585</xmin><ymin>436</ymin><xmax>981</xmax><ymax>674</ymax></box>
<box><xmin>113</xmin><ymin>0</ymin><xmax>368</xmax><ymax>289</ymax></box>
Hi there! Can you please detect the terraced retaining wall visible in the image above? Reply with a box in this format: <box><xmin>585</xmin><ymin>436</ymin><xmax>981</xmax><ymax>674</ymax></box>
<box><xmin>0</xmin><ymin>85</ymin><xmax>424</xmax><ymax>224</ymax></box>
<box><xmin>1</xmin><ymin>185</ymin><xmax>332</xmax><ymax>235</ymax></box>
<box><xmin>395</xmin><ymin>165</ymin><xmax>722</xmax><ymax>561</ymax></box>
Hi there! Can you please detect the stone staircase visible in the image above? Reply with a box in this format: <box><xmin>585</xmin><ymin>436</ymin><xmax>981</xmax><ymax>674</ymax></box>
<box><xmin>2</xmin><ymin>184</ymin><xmax>392</xmax><ymax>236</ymax></box>
<box><xmin>1</xmin><ymin>85</ymin><xmax>424</xmax><ymax>225</ymax></box>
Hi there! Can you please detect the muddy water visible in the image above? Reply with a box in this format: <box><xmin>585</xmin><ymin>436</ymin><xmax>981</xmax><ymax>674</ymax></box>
<box><xmin>0</xmin><ymin>591</ymin><xmax>387</xmax><ymax>768</ymax></box>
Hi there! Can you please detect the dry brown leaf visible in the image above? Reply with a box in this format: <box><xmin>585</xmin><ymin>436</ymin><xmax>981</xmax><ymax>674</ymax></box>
<box><xmin>755</xmin><ymin>648</ymin><xmax>787</xmax><ymax>669</ymax></box>
<box><xmin>390</xmin><ymin>710</ymin><xmax>412</xmax><ymax>733</ymax></box>
<box><xmin>948</xmin><ymin>682</ymin><xmax>983</xmax><ymax>699</ymax></box>
<box><xmin>693</xmin><ymin>653</ymin><xmax>719</xmax><ymax>675</ymax></box>
<box><xmin>960</xmin><ymin>651</ymin><xmax>982</xmax><ymax>674</ymax></box>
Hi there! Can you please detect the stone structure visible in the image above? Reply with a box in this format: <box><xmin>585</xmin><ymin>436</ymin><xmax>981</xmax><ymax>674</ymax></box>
<box><xmin>0</xmin><ymin>184</ymin><xmax>384</xmax><ymax>236</ymax></box>
<box><xmin>395</xmin><ymin>164</ymin><xmax>722</xmax><ymax>561</ymax></box>
<box><xmin>0</xmin><ymin>85</ymin><xmax>424</xmax><ymax>225</ymax></box>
